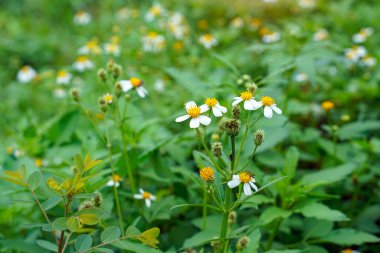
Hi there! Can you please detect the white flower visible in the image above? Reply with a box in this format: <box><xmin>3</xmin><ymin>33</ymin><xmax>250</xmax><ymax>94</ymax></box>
<box><xmin>352</xmin><ymin>28</ymin><xmax>373</xmax><ymax>43</ymax></box>
<box><xmin>313</xmin><ymin>29</ymin><xmax>329</xmax><ymax>41</ymax></box>
<box><xmin>227</xmin><ymin>172</ymin><xmax>258</xmax><ymax>196</ymax></box>
<box><xmin>297</xmin><ymin>0</ymin><xmax>316</xmax><ymax>9</ymax></box>
<box><xmin>199</xmin><ymin>34</ymin><xmax>217</xmax><ymax>49</ymax></box>
<box><xmin>345</xmin><ymin>46</ymin><xmax>367</xmax><ymax>62</ymax></box>
<box><xmin>145</xmin><ymin>3</ymin><xmax>166</xmax><ymax>22</ymax></box>
<box><xmin>142</xmin><ymin>32</ymin><xmax>165</xmax><ymax>52</ymax></box>
<box><xmin>119</xmin><ymin>77</ymin><xmax>148</xmax><ymax>98</ymax></box>
<box><xmin>17</xmin><ymin>66</ymin><xmax>37</xmax><ymax>83</ymax></box>
<box><xmin>262</xmin><ymin>32</ymin><xmax>281</xmax><ymax>43</ymax></box>
<box><xmin>293</xmin><ymin>72</ymin><xmax>309</xmax><ymax>83</ymax></box>
<box><xmin>254</xmin><ymin>96</ymin><xmax>282</xmax><ymax>118</ymax></box>
<box><xmin>167</xmin><ymin>13</ymin><xmax>188</xmax><ymax>39</ymax></box>
<box><xmin>154</xmin><ymin>79</ymin><xmax>165</xmax><ymax>92</ymax></box>
<box><xmin>72</xmin><ymin>56</ymin><xmax>94</xmax><ymax>72</ymax></box>
<box><xmin>361</xmin><ymin>55</ymin><xmax>376</xmax><ymax>67</ymax></box>
<box><xmin>78</xmin><ymin>39</ymin><xmax>101</xmax><ymax>55</ymax></box>
<box><xmin>232</xmin><ymin>90</ymin><xmax>261</xmax><ymax>110</ymax></box>
<box><xmin>104</xmin><ymin>43</ymin><xmax>121</xmax><ymax>56</ymax></box>
<box><xmin>201</xmin><ymin>98</ymin><xmax>227</xmax><ymax>117</ymax></box>
<box><xmin>175</xmin><ymin>101</ymin><xmax>211</xmax><ymax>128</ymax></box>
<box><xmin>54</xmin><ymin>88</ymin><xmax>66</xmax><ymax>99</ymax></box>
<box><xmin>74</xmin><ymin>11</ymin><xmax>91</xmax><ymax>25</ymax></box>
<box><xmin>102</xmin><ymin>93</ymin><xmax>114</xmax><ymax>104</ymax></box>
<box><xmin>106</xmin><ymin>174</ymin><xmax>121</xmax><ymax>187</ymax></box>
<box><xmin>117</xmin><ymin>7</ymin><xmax>130</xmax><ymax>20</ymax></box>
<box><xmin>134</xmin><ymin>188</ymin><xmax>156</xmax><ymax>208</ymax></box>
<box><xmin>56</xmin><ymin>70</ymin><xmax>72</xmax><ymax>85</ymax></box>
<box><xmin>230</xmin><ymin>17</ymin><xmax>244</xmax><ymax>29</ymax></box>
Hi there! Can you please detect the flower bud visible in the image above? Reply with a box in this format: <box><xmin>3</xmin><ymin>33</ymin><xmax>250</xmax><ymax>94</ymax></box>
<box><xmin>242</xmin><ymin>74</ymin><xmax>250</xmax><ymax>81</ymax></box>
<box><xmin>228</xmin><ymin>211</ymin><xmax>237</xmax><ymax>225</ymax></box>
<box><xmin>247</xmin><ymin>82</ymin><xmax>258</xmax><ymax>94</ymax></box>
<box><xmin>100</xmin><ymin>104</ymin><xmax>108</xmax><ymax>113</ymax></box>
<box><xmin>115</xmin><ymin>82</ymin><xmax>123</xmax><ymax>97</ymax></box>
<box><xmin>125</xmin><ymin>93</ymin><xmax>131</xmax><ymax>101</ymax></box>
<box><xmin>232</xmin><ymin>106</ymin><xmax>240</xmax><ymax>120</ymax></box>
<box><xmin>79</xmin><ymin>200</ymin><xmax>94</xmax><ymax>210</ymax></box>
<box><xmin>97</xmin><ymin>68</ymin><xmax>107</xmax><ymax>82</ymax></box>
<box><xmin>224</xmin><ymin>119</ymin><xmax>240</xmax><ymax>136</ymax></box>
<box><xmin>92</xmin><ymin>193</ymin><xmax>103</xmax><ymax>207</ymax></box>
<box><xmin>236</xmin><ymin>236</ymin><xmax>250</xmax><ymax>251</ymax></box>
<box><xmin>254</xmin><ymin>129</ymin><xmax>265</xmax><ymax>146</ymax></box>
<box><xmin>112</xmin><ymin>64</ymin><xmax>122</xmax><ymax>79</ymax></box>
<box><xmin>107</xmin><ymin>59</ymin><xmax>115</xmax><ymax>71</ymax></box>
<box><xmin>211</xmin><ymin>134</ymin><xmax>220</xmax><ymax>141</ymax></box>
<box><xmin>70</xmin><ymin>88</ymin><xmax>80</xmax><ymax>102</ymax></box>
<box><xmin>211</xmin><ymin>142</ymin><xmax>223</xmax><ymax>157</ymax></box>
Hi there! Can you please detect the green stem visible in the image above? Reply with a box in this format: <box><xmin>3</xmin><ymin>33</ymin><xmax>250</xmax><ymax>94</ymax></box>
<box><xmin>202</xmin><ymin>190</ymin><xmax>208</xmax><ymax>230</ymax></box>
<box><xmin>266</xmin><ymin>219</ymin><xmax>281</xmax><ymax>250</ymax></box>
<box><xmin>78</xmin><ymin>103</ymin><xmax>106</xmax><ymax>144</ymax></box>
<box><xmin>235</xmin><ymin>111</ymin><xmax>251</xmax><ymax>167</ymax></box>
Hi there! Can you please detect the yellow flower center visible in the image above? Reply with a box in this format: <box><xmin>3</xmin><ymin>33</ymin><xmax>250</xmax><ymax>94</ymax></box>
<box><xmin>342</xmin><ymin>250</ymin><xmax>353</xmax><ymax>253</ymax></box>
<box><xmin>148</xmin><ymin>32</ymin><xmax>158</xmax><ymax>39</ymax></box>
<box><xmin>261</xmin><ymin>96</ymin><xmax>275</xmax><ymax>106</ymax></box>
<box><xmin>205</xmin><ymin>98</ymin><xmax>218</xmax><ymax>107</ymax></box>
<box><xmin>321</xmin><ymin>101</ymin><xmax>334</xmax><ymax>111</ymax></box>
<box><xmin>240</xmin><ymin>91</ymin><xmax>253</xmax><ymax>100</ymax></box>
<box><xmin>6</xmin><ymin>147</ymin><xmax>13</xmax><ymax>154</ymax></box>
<box><xmin>130</xmin><ymin>77</ymin><xmax>142</xmax><ymax>87</ymax></box>
<box><xmin>200</xmin><ymin>167</ymin><xmax>214</xmax><ymax>182</ymax></box>
<box><xmin>187</xmin><ymin>106</ymin><xmax>201</xmax><ymax>118</ymax></box>
<box><xmin>173</xmin><ymin>41</ymin><xmax>184</xmax><ymax>51</ymax></box>
<box><xmin>103</xmin><ymin>94</ymin><xmax>113</xmax><ymax>104</ymax></box>
<box><xmin>203</xmin><ymin>34</ymin><xmax>213</xmax><ymax>42</ymax></box>
<box><xmin>21</xmin><ymin>66</ymin><xmax>30</xmax><ymax>73</ymax></box>
<box><xmin>77</xmin><ymin>56</ymin><xmax>88</xmax><ymax>63</ymax></box>
<box><xmin>142</xmin><ymin>191</ymin><xmax>151</xmax><ymax>199</ymax></box>
<box><xmin>239</xmin><ymin>172</ymin><xmax>252</xmax><ymax>183</ymax></box>
<box><xmin>57</xmin><ymin>70</ymin><xmax>67</xmax><ymax>77</ymax></box>
<box><xmin>150</xmin><ymin>6</ymin><xmax>161</xmax><ymax>16</ymax></box>
<box><xmin>112</xmin><ymin>174</ymin><xmax>121</xmax><ymax>183</ymax></box>
<box><xmin>35</xmin><ymin>159</ymin><xmax>43</xmax><ymax>167</ymax></box>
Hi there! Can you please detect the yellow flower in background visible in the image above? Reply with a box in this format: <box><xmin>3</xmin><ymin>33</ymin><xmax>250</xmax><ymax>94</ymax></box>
<box><xmin>104</xmin><ymin>43</ymin><xmax>121</xmax><ymax>56</ymax></box>
<box><xmin>102</xmin><ymin>93</ymin><xmax>114</xmax><ymax>104</ymax></box>
<box><xmin>17</xmin><ymin>66</ymin><xmax>37</xmax><ymax>83</ymax></box>
<box><xmin>352</xmin><ymin>27</ymin><xmax>373</xmax><ymax>43</ymax></box>
<box><xmin>313</xmin><ymin>28</ymin><xmax>329</xmax><ymax>41</ymax></box>
<box><xmin>200</xmin><ymin>167</ymin><xmax>214</xmax><ymax>182</ymax></box>
<box><xmin>74</xmin><ymin>11</ymin><xmax>91</xmax><ymax>25</ymax></box>
<box><xmin>145</xmin><ymin>3</ymin><xmax>166</xmax><ymax>22</ymax></box>
<box><xmin>35</xmin><ymin>159</ymin><xmax>43</xmax><ymax>167</ymax></box>
<box><xmin>321</xmin><ymin>100</ymin><xmax>334</xmax><ymax>111</ymax></box>
<box><xmin>6</xmin><ymin>147</ymin><xmax>14</xmax><ymax>155</ymax></box>
<box><xmin>134</xmin><ymin>188</ymin><xmax>156</xmax><ymax>208</ymax></box>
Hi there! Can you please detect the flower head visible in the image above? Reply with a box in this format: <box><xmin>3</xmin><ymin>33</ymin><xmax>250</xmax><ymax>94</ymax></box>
<box><xmin>353</xmin><ymin>27</ymin><xmax>373</xmax><ymax>43</ymax></box>
<box><xmin>175</xmin><ymin>101</ymin><xmax>211</xmax><ymax>128</ymax></box>
<box><xmin>313</xmin><ymin>28</ymin><xmax>329</xmax><ymax>41</ymax></box>
<box><xmin>199</xmin><ymin>34</ymin><xmax>217</xmax><ymax>49</ymax></box>
<box><xmin>78</xmin><ymin>38</ymin><xmax>101</xmax><ymax>55</ymax></box>
<box><xmin>119</xmin><ymin>77</ymin><xmax>148</xmax><ymax>98</ymax></box>
<box><xmin>17</xmin><ymin>66</ymin><xmax>37</xmax><ymax>83</ymax></box>
<box><xmin>321</xmin><ymin>100</ymin><xmax>334</xmax><ymax>111</ymax></box>
<box><xmin>232</xmin><ymin>90</ymin><xmax>261</xmax><ymax>110</ymax></box>
<box><xmin>200</xmin><ymin>167</ymin><xmax>214</xmax><ymax>182</ymax></box>
<box><xmin>106</xmin><ymin>174</ymin><xmax>122</xmax><ymax>187</ymax></box>
<box><xmin>201</xmin><ymin>98</ymin><xmax>227</xmax><ymax>117</ymax></box>
<box><xmin>102</xmin><ymin>93</ymin><xmax>114</xmax><ymax>104</ymax></box>
<box><xmin>104</xmin><ymin>43</ymin><xmax>121</xmax><ymax>56</ymax></box>
<box><xmin>56</xmin><ymin>70</ymin><xmax>72</xmax><ymax>85</ymax></box>
<box><xmin>142</xmin><ymin>32</ymin><xmax>165</xmax><ymax>52</ymax></box>
<box><xmin>73</xmin><ymin>56</ymin><xmax>94</xmax><ymax>72</ymax></box>
<box><xmin>227</xmin><ymin>172</ymin><xmax>258</xmax><ymax>196</ymax></box>
<box><xmin>134</xmin><ymin>188</ymin><xmax>156</xmax><ymax>208</ymax></box>
<box><xmin>251</xmin><ymin>96</ymin><xmax>282</xmax><ymax>118</ymax></box>
<box><xmin>145</xmin><ymin>3</ymin><xmax>166</xmax><ymax>22</ymax></box>
<box><xmin>74</xmin><ymin>11</ymin><xmax>91</xmax><ymax>25</ymax></box>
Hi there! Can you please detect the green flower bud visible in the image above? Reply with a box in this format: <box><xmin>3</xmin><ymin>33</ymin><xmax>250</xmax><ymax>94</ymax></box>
<box><xmin>254</xmin><ymin>129</ymin><xmax>265</xmax><ymax>146</ymax></box>
<box><xmin>97</xmin><ymin>68</ymin><xmax>107</xmax><ymax>82</ymax></box>
<box><xmin>236</xmin><ymin>236</ymin><xmax>250</xmax><ymax>251</ymax></box>
<box><xmin>211</xmin><ymin>142</ymin><xmax>223</xmax><ymax>157</ymax></box>
<box><xmin>224</xmin><ymin>119</ymin><xmax>240</xmax><ymax>136</ymax></box>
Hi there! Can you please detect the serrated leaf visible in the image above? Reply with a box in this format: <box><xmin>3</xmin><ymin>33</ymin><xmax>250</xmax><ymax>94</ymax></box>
<box><xmin>36</xmin><ymin>240</ymin><xmax>58</xmax><ymax>252</ymax></box>
<box><xmin>41</xmin><ymin>196</ymin><xmax>62</xmax><ymax>210</ymax></box>
<box><xmin>76</xmin><ymin>234</ymin><xmax>92</xmax><ymax>251</ymax></box>
<box><xmin>101</xmin><ymin>226</ymin><xmax>121</xmax><ymax>243</ymax></box>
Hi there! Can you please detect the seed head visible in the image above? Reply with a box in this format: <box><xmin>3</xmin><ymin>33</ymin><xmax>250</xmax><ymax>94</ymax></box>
<box><xmin>211</xmin><ymin>142</ymin><xmax>223</xmax><ymax>157</ymax></box>
<box><xmin>224</xmin><ymin>119</ymin><xmax>240</xmax><ymax>136</ymax></box>
<box><xmin>254</xmin><ymin>129</ymin><xmax>265</xmax><ymax>146</ymax></box>
<box><xmin>232</xmin><ymin>106</ymin><xmax>240</xmax><ymax>120</ymax></box>
<box><xmin>97</xmin><ymin>68</ymin><xmax>107</xmax><ymax>82</ymax></box>
<box><xmin>70</xmin><ymin>88</ymin><xmax>80</xmax><ymax>102</ymax></box>
<box><xmin>236</xmin><ymin>236</ymin><xmax>250</xmax><ymax>250</ymax></box>
<box><xmin>112</xmin><ymin>64</ymin><xmax>122</xmax><ymax>79</ymax></box>
<box><xmin>228</xmin><ymin>211</ymin><xmax>237</xmax><ymax>225</ymax></box>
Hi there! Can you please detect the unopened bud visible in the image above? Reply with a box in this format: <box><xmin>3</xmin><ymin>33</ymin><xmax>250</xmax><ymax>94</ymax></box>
<box><xmin>100</xmin><ymin>104</ymin><xmax>108</xmax><ymax>113</ymax></box>
<box><xmin>112</xmin><ymin>64</ymin><xmax>122</xmax><ymax>79</ymax></box>
<box><xmin>97</xmin><ymin>68</ymin><xmax>107</xmax><ymax>82</ymax></box>
<box><xmin>228</xmin><ymin>211</ymin><xmax>237</xmax><ymax>225</ymax></box>
<box><xmin>79</xmin><ymin>200</ymin><xmax>94</xmax><ymax>210</ymax></box>
<box><xmin>70</xmin><ymin>88</ymin><xmax>80</xmax><ymax>102</ymax></box>
<box><xmin>224</xmin><ymin>119</ymin><xmax>240</xmax><ymax>136</ymax></box>
<box><xmin>247</xmin><ymin>82</ymin><xmax>258</xmax><ymax>94</ymax></box>
<box><xmin>232</xmin><ymin>106</ymin><xmax>240</xmax><ymax>120</ymax></box>
<box><xmin>236</xmin><ymin>236</ymin><xmax>250</xmax><ymax>250</ymax></box>
<box><xmin>242</xmin><ymin>74</ymin><xmax>250</xmax><ymax>81</ymax></box>
<box><xmin>92</xmin><ymin>193</ymin><xmax>103</xmax><ymax>207</ymax></box>
<box><xmin>211</xmin><ymin>142</ymin><xmax>223</xmax><ymax>157</ymax></box>
<box><xmin>115</xmin><ymin>82</ymin><xmax>122</xmax><ymax>97</ymax></box>
<box><xmin>125</xmin><ymin>93</ymin><xmax>131</xmax><ymax>101</ymax></box>
<box><xmin>254</xmin><ymin>129</ymin><xmax>265</xmax><ymax>146</ymax></box>
<box><xmin>107</xmin><ymin>59</ymin><xmax>115</xmax><ymax>71</ymax></box>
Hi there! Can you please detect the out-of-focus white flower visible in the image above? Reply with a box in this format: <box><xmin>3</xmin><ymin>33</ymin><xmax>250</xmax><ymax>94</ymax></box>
<box><xmin>294</xmin><ymin>72</ymin><xmax>309</xmax><ymax>83</ymax></box>
<box><xmin>260</xmin><ymin>28</ymin><xmax>280</xmax><ymax>43</ymax></box>
<box><xmin>145</xmin><ymin>3</ymin><xmax>166</xmax><ymax>22</ymax></box>
<box><xmin>230</xmin><ymin>17</ymin><xmax>244</xmax><ymax>29</ymax></box>
<box><xmin>298</xmin><ymin>0</ymin><xmax>316</xmax><ymax>9</ymax></box>
<box><xmin>175</xmin><ymin>101</ymin><xmax>211</xmax><ymax>128</ymax></box>
<box><xmin>199</xmin><ymin>34</ymin><xmax>217</xmax><ymax>49</ymax></box>
<box><xmin>134</xmin><ymin>188</ymin><xmax>156</xmax><ymax>208</ymax></box>
<box><xmin>168</xmin><ymin>12</ymin><xmax>188</xmax><ymax>39</ymax></box>
<box><xmin>254</xmin><ymin>96</ymin><xmax>282</xmax><ymax>118</ymax></box>
<box><xmin>106</xmin><ymin>174</ymin><xmax>122</xmax><ymax>187</ymax></box>
<box><xmin>352</xmin><ymin>28</ymin><xmax>373</xmax><ymax>43</ymax></box>
<box><xmin>142</xmin><ymin>32</ymin><xmax>165</xmax><ymax>52</ymax></box>
<box><xmin>345</xmin><ymin>46</ymin><xmax>367</xmax><ymax>62</ymax></box>
<box><xmin>117</xmin><ymin>7</ymin><xmax>130</xmax><ymax>20</ymax></box>
<box><xmin>104</xmin><ymin>43</ymin><xmax>121</xmax><ymax>56</ymax></box>
<box><xmin>17</xmin><ymin>66</ymin><xmax>37</xmax><ymax>83</ymax></box>
<box><xmin>262</xmin><ymin>0</ymin><xmax>278</xmax><ymax>3</ymax></box>
<box><xmin>119</xmin><ymin>77</ymin><xmax>148</xmax><ymax>98</ymax></box>
<box><xmin>361</xmin><ymin>55</ymin><xmax>377</xmax><ymax>67</ymax></box>
<box><xmin>56</xmin><ymin>70</ymin><xmax>72</xmax><ymax>85</ymax></box>
<box><xmin>201</xmin><ymin>98</ymin><xmax>227</xmax><ymax>117</ymax></box>
<box><xmin>73</xmin><ymin>56</ymin><xmax>94</xmax><ymax>72</ymax></box>
<box><xmin>154</xmin><ymin>79</ymin><xmax>165</xmax><ymax>92</ymax></box>
<box><xmin>74</xmin><ymin>11</ymin><xmax>91</xmax><ymax>25</ymax></box>
<box><xmin>313</xmin><ymin>28</ymin><xmax>329</xmax><ymax>41</ymax></box>
<box><xmin>227</xmin><ymin>172</ymin><xmax>258</xmax><ymax>196</ymax></box>
<box><xmin>102</xmin><ymin>93</ymin><xmax>114</xmax><ymax>104</ymax></box>
<box><xmin>78</xmin><ymin>39</ymin><xmax>101</xmax><ymax>55</ymax></box>
<box><xmin>54</xmin><ymin>88</ymin><xmax>66</xmax><ymax>98</ymax></box>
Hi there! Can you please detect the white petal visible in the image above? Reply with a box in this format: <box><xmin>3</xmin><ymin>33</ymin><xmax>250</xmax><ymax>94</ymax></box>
<box><xmin>150</xmin><ymin>194</ymin><xmax>156</xmax><ymax>200</ymax></box>
<box><xmin>134</xmin><ymin>194</ymin><xmax>143</xmax><ymax>199</ymax></box>
<box><xmin>175</xmin><ymin>114</ymin><xmax>190</xmax><ymax>122</ymax></box>
<box><xmin>271</xmin><ymin>105</ymin><xmax>282</xmax><ymax>115</ymax></box>
<box><xmin>244</xmin><ymin>100</ymin><xmax>254</xmax><ymax>110</ymax></box>
<box><xmin>120</xmin><ymin>80</ymin><xmax>133</xmax><ymax>92</ymax></box>
<box><xmin>189</xmin><ymin>118</ymin><xmax>200</xmax><ymax>128</ymax></box>
<box><xmin>106</xmin><ymin>180</ymin><xmax>114</xmax><ymax>186</ymax></box>
<box><xmin>252</xmin><ymin>100</ymin><xmax>263</xmax><ymax>110</ymax></box>
<box><xmin>216</xmin><ymin>104</ymin><xmax>227</xmax><ymax>113</ymax></box>
<box><xmin>198</xmin><ymin>115</ymin><xmax>211</xmax><ymax>126</ymax></box>
<box><xmin>232</xmin><ymin>175</ymin><xmax>240</xmax><ymax>180</ymax></box>
<box><xmin>139</xmin><ymin>188</ymin><xmax>145</xmax><ymax>194</ymax></box>
<box><xmin>249</xmin><ymin>182</ymin><xmax>259</xmax><ymax>192</ymax></box>
<box><xmin>227</xmin><ymin>178</ymin><xmax>241</xmax><ymax>188</ymax></box>
<box><xmin>200</xmin><ymin>104</ymin><xmax>209</xmax><ymax>113</ymax></box>
<box><xmin>243</xmin><ymin>183</ymin><xmax>253</xmax><ymax>196</ymax></box>
<box><xmin>212</xmin><ymin>107</ymin><xmax>223</xmax><ymax>117</ymax></box>
<box><xmin>145</xmin><ymin>199</ymin><xmax>151</xmax><ymax>208</ymax></box>
<box><xmin>264</xmin><ymin>106</ymin><xmax>273</xmax><ymax>118</ymax></box>
<box><xmin>232</xmin><ymin>97</ymin><xmax>243</xmax><ymax>106</ymax></box>
<box><xmin>115</xmin><ymin>182</ymin><xmax>120</xmax><ymax>187</ymax></box>
<box><xmin>136</xmin><ymin>86</ymin><xmax>147</xmax><ymax>98</ymax></box>
<box><xmin>185</xmin><ymin>101</ymin><xmax>196</xmax><ymax>110</ymax></box>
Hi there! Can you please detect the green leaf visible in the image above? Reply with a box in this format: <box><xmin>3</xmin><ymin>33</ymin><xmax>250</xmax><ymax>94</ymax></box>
<box><xmin>338</xmin><ymin>120</ymin><xmax>380</xmax><ymax>140</ymax></box>
<box><xmin>36</xmin><ymin>240</ymin><xmax>58</xmax><ymax>252</ymax></box>
<box><xmin>75</xmin><ymin>207</ymin><xmax>106</xmax><ymax>219</ymax></box>
<box><xmin>319</xmin><ymin>229</ymin><xmax>380</xmax><ymax>245</ymax></box>
<box><xmin>266</xmin><ymin>250</ymin><xmax>302</xmax><ymax>253</ymax></box>
<box><xmin>75</xmin><ymin>154</ymin><xmax>84</xmax><ymax>173</ymax></box>
<box><xmin>137</xmin><ymin>227</ymin><xmax>160</xmax><ymax>248</ymax></box>
<box><xmin>283</xmin><ymin>146</ymin><xmax>299</xmax><ymax>179</ymax></box>
<box><xmin>76</xmin><ymin>234</ymin><xmax>93</xmax><ymax>251</ymax></box>
<box><xmin>101</xmin><ymin>226</ymin><xmax>121</xmax><ymax>243</ymax></box>
<box><xmin>74</xmin><ymin>193</ymin><xmax>98</xmax><ymax>199</ymax></box>
<box><xmin>303</xmin><ymin>219</ymin><xmax>333</xmax><ymax>240</ymax></box>
<box><xmin>301</xmin><ymin>163</ymin><xmax>356</xmax><ymax>186</ymax></box>
<box><xmin>66</xmin><ymin>216</ymin><xmax>80</xmax><ymax>232</ymax></box>
<box><xmin>78</xmin><ymin>213</ymin><xmax>100</xmax><ymax>225</ymax></box>
<box><xmin>113</xmin><ymin>240</ymin><xmax>161</xmax><ymax>253</ymax></box>
<box><xmin>295</xmin><ymin>202</ymin><xmax>348</xmax><ymax>222</ymax></box>
<box><xmin>241</xmin><ymin>228</ymin><xmax>261</xmax><ymax>253</ymax></box>
<box><xmin>20</xmin><ymin>223</ymin><xmax>45</xmax><ymax>228</ymax></box>
<box><xmin>171</xmin><ymin>203</ymin><xmax>221</xmax><ymax>212</ymax></box>
<box><xmin>259</xmin><ymin>206</ymin><xmax>292</xmax><ymax>225</ymax></box>
<box><xmin>0</xmin><ymin>176</ymin><xmax>28</xmax><ymax>187</ymax></box>
<box><xmin>125</xmin><ymin>225</ymin><xmax>141</xmax><ymax>236</ymax></box>
<box><xmin>27</xmin><ymin>171</ymin><xmax>43</xmax><ymax>191</ymax></box>
<box><xmin>94</xmin><ymin>248</ymin><xmax>114</xmax><ymax>253</ymax></box>
<box><xmin>52</xmin><ymin>217</ymin><xmax>69</xmax><ymax>231</ymax></box>
<box><xmin>41</xmin><ymin>196</ymin><xmax>62</xmax><ymax>210</ymax></box>
<box><xmin>0</xmin><ymin>239</ymin><xmax>49</xmax><ymax>253</ymax></box>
